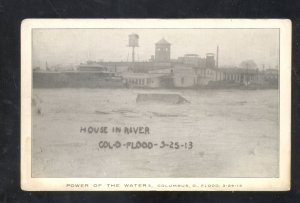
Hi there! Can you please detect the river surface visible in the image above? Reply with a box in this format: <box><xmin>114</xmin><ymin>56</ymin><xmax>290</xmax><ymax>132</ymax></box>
<box><xmin>32</xmin><ymin>88</ymin><xmax>279</xmax><ymax>178</ymax></box>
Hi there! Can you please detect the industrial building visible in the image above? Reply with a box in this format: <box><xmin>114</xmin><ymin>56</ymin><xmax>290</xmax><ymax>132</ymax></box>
<box><xmin>33</xmin><ymin>33</ymin><xmax>278</xmax><ymax>89</ymax></box>
<box><xmin>76</xmin><ymin>35</ymin><xmax>278</xmax><ymax>89</ymax></box>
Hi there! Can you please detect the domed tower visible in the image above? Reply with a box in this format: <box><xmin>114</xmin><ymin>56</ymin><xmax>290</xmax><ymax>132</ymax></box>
<box><xmin>155</xmin><ymin>38</ymin><xmax>171</xmax><ymax>62</ymax></box>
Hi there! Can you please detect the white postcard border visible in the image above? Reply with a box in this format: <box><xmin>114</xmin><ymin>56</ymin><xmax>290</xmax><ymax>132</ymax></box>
<box><xmin>21</xmin><ymin>19</ymin><xmax>291</xmax><ymax>191</ymax></box>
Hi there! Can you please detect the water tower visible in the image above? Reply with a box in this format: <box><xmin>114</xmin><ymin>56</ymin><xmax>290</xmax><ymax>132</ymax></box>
<box><xmin>128</xmin><ymin>33</ymin><xmax>139</xmax><ymax>63</ymax></box>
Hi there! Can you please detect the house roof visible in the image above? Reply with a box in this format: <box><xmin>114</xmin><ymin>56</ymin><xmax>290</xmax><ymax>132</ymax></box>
<box><xmin>155</xmin><ymin>38</ymin><xmax>171</xmax><ymax>45</ymax></box>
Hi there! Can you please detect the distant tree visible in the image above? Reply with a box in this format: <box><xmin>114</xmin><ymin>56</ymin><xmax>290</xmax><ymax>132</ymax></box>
<box><xmin>239</xmin><ymin>60</ymin><xmax>257</xmax><ymax>69</ymax></box>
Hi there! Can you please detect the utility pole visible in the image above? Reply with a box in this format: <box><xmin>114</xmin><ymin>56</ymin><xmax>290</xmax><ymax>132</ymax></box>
<box><xmin>246</xmin><ymin>63</ymin><xmax>249</xmax><ymax>87</ymax></box>
<box><xmin>46</xmin><ymin>61</ymin><xmax>49</xmax><ymax>71</ymax></box>
<box><xmin>132</xmin><ymin>47</ymin><xmax>135</xmax><ymax>64</ymax></box>
<box><xmin>216</xmin><ymin>45</ymin><xmax>219</xmax><ymax>68</ymax></box>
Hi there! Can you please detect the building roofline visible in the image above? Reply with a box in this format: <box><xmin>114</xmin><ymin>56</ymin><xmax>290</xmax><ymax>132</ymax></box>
<box><xmin>155</xmin><ymin>38</ymin><xmax>171</xmax><ymax>45</ymax></box>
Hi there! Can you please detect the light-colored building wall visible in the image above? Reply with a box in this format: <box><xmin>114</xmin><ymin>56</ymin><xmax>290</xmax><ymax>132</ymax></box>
<box><xmin>172</xmin><ymin>64</ymin><xmax>197</xmax><ymax>88</ymax></box>
<box><xmin>173</xmin><ymin>74</ymin><xmax>197</xmax><ymax>88</ymax></box>
<box><xmin>195</xmin><ymin>67</ymin><xmax>218</xmax><ymax>85</ymax></box>
<box><xmin>183</xmin><ymin>54</ymin><xmax>199</xmax><ymax>66</ymax></box>
<box><xmin>148</xmin><ymin>68</ymin><xmax>173</xmax><ymax>74</ymax></box>
<box><xmin>122</xmin><ymin>73</ymin><xmax>163</xmax><ymax>88</ymax></box>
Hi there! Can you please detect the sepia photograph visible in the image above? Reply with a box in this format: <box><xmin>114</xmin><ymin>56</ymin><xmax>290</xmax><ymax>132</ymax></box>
<box><xmin>21</xmin><ymin>19</ymin><xmax>291</xmax><ymax>191</ymax></box>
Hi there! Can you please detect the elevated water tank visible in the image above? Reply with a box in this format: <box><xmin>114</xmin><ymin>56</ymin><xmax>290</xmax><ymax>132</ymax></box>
<box><xmin>128</xmin><ymin>33</ymin><xmax>139</xmax><ymax>47</ymax></box>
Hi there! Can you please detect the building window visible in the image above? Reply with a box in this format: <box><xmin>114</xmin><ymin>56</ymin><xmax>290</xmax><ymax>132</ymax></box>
<box><xmin>181</xmin><ymin>77</ymin><xmax>184</xmax><ymax>85</ymax></box>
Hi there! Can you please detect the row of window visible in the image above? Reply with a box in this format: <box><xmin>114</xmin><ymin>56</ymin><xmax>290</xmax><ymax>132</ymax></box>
<box><xmin>125</xmin><ymin>78</ymin><xmax>153</xmax><ymax>85</ymax></box>
<box><xmin>156</xmin><ymin>47</ymin><xmax>169</xmax><ymax>51</ymax></box>
<box><xmin>224</xmin><ymin>73</ymin><xmax>257</xmax><ymax>81</ymax></box>
<box><xmin>198</xmin><ymin>70</ymin><xmax>258</xmax><ymax>81</ymax></box>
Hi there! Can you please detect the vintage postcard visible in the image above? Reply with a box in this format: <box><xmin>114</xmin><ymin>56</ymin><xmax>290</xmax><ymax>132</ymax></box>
<box><xmin>21</xmin><ymin>19</ymin><xmax>291</xmax><ymax>191</ymax></box>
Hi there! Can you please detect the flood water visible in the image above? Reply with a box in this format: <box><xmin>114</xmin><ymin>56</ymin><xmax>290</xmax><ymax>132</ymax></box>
<box><xmin>32</xmin><ymin>88</ymin><xmax>279</xmax><ymax>178</ymax></box>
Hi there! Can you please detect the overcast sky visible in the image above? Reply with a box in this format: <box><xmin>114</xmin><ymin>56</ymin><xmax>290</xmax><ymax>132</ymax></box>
<box><xmin>32</xmin><ymin>28</ymin><xmax>279</xmax><ymax>69</ymax></box>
